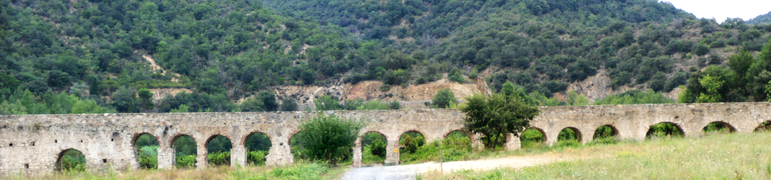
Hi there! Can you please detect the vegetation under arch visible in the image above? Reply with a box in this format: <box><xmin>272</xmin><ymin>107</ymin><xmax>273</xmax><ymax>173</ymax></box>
<box><xmin>205</xmin><ymin>135</ymin><xmax>232</xmax><ymax>166</ymax></box>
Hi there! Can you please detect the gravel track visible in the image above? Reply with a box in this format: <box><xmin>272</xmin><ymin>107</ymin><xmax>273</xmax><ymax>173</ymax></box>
<box><xmin>341</xmin><ymin>155</ymin><xmax>564</xmax><ymax>180</ymax></box>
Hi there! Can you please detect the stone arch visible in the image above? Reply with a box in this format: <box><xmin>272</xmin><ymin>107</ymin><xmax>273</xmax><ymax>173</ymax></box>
<box><xmin>755</xmin><ymin>121</ymin><xmax>771</xmax><ymax>132</ymax></box>
<box><xmin>204</xmin><ymin>134</ymin><xmax>233</xmax><ymax>166</ymax></box>
<box><xmin>520</xmin><ymin>127</ymin><xmax>547</xmax><ymax>148</ymax></box>
<box><xmin>242</xmin><ymin>131</ymin><xmax>272</xmax><ymax>165</ymax></box>
<box><xmin>359</xmin><ymin>131</ymin><xmax>388</xmax><ymax>165</ymax></box>
<box><xmin>398</xmin><ymin>130</ymin><xmax>427</xmax><ymax>154</ymax></box>
<box><xmin>132</xmin><ymin>132</ymin><xmax>159</xmax><ymax>169</ymax></box>
<box><xmin>646</xmin><ymin>122</ymin><xmax>685</xmax><ymax>139</ymax></box>
<box><xmin>443</xmin><ymin>129</ymin><xmax>473</xmax><ymax>141</ymax></box>
<box><xmin>288</xmin><ymin>130</ymin><xmax>303</xmax><ymax>159</ymax></box>
<box><xmin>702</xmin><ymin>121</ymin><xmax>736</xmax><ymax>133</ymax></box>
<box><xmin>55</xmin><ymin>148</ymin><xmax>86</xmax><ymax>172</ymax></box>
<box><xmin>592</xmin><ymin>125</ymin><xmax>619</xmax><ymax>139</ymax></box>
<box><xmin>557</xmin><ymin>127</ymin><xmax>582</xmax><ymax>143</ymax></box>
<box><xmin>169</xmin><ymin>134</ymin><xmax>197</xmax><ymax>168</ymax></box>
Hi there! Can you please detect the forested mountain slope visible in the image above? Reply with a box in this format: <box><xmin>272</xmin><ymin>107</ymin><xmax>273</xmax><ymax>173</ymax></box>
<box><xmin>1</xmin><ymin>0</ymin><xmax>771</xmax><ymax>114</ymax></box>
<box><xmin>748</xmin><ymin>12</ymin><xmax>771</xmax><ymax>25</ymax></box>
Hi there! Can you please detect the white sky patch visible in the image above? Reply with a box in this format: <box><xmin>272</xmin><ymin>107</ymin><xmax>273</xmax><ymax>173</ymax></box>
<box><xmin>661</xmin><ymin>0</ymin><xmax>771</xmax><ymax>23</ymax></box>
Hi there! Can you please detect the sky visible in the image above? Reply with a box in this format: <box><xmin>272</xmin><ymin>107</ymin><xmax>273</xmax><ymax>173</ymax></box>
<box><xmin>662</xmin><ymin>0</ymin><xmax>771</xmax><ymax>23</ymax></box>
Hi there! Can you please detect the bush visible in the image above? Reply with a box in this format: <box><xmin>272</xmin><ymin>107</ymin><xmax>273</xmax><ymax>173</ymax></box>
<box><xmin>207</xmin><ymin>151</ymin><xmax>231</xmax><ymax>166</ymax></box>
<box><xmin>176</xmin><ymin>155</ymin><xmax>197</xmax><ymax>168</ymax></box>
<box><xmin>399</xmin><ymin>133</ymin><xmax>426</xmax><ymax>153</ymax></box>
<box><xmin>247</xmin><ymin>150</ymin><xmax>269</xmax><ymax>165</ymax></box>
<box><xmin>293</xmin><ymin>113</ymin><xmax>365</xmax><ymax>166</ymax></box>
<box><xmin>59</xmin><ymin>150</ymin><xmax>86</xmax><ymax>172</ymax></box>
<box><xmin>138</xmin><ymin>145</ymin><xmax>159</xmax><ymax>169</ymax></box>
<box><xmin>432</xmin><ymin>88</ymin><xmax>458</xmax><ymax>109</ymax></box>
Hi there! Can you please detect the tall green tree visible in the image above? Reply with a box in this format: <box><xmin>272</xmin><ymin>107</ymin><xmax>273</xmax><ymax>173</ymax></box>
<box><xmin>461</xmin><ymin>93</ymin><xmax>540</xmax><ymax>150</ymax></box>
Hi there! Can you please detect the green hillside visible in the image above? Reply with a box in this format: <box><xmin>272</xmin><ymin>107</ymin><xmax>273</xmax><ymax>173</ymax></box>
<box><xmin>2</xmin><ymin>0</ymin><xmax>771</xmax><ymax>114</ymax></box>
<box><xmin>748</xmin><ymin>12</ymin><xmax>771</xmax><ymax>25</ymax></box>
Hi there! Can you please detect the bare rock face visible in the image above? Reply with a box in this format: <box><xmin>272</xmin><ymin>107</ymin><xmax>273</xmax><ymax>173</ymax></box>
<box><xmin>148</xmin><ymin>88</ymin><xmax>193</xmax><ymax>104</ymax></box>
<box><xmin>566</xmin><ymin>70</ymin><xmax>637</xmax><ymax>102</ymax></box>
<box><xmin>270</xmin><ymin>78</ymin><xmax>491</xmax><ymax>110</ymax></box>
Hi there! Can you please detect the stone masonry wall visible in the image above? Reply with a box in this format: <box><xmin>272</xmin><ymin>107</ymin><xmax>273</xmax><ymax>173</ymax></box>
<box><xmin>0</xmin><ymin>102</ymin><xmax>770</xmax><ymax>176</ymax></box>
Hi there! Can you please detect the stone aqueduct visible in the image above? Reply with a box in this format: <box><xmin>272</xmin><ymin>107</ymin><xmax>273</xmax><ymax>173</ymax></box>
<box><xmin>1</xmin><ymin>102</ymin><xmax>770</xmax><ymax>175</ymax></box>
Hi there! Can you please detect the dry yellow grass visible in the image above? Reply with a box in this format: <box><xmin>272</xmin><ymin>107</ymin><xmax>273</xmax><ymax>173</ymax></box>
<box><xmin>420</xmin><ymin>131</ymin><xmax>771</xmax><ymax>179</ymax></box>
<box><xmin>6</xmin><ymin>162</ymin><xmax>347</xmax><ymax>180</ymax></box>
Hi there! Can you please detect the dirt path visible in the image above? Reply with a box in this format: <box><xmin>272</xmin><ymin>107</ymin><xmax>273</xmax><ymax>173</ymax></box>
<box><xmin>341</xmin><ymin>154</ymin><xmax>570</xmax><ymax>180</ymax></box>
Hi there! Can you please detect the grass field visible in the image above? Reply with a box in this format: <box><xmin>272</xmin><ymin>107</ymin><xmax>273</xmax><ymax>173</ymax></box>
<box><xmin>419</xmin><ymin>131</ymin><xmax>771</xmax><ymax>179</ymax></box>
<box><xmin>6</xmin><ymin>162</ymin><xmax>347</xmax><ymax>180</ymax></box>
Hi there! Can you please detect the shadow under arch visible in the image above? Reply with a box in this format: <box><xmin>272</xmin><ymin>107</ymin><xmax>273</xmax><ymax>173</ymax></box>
<box><xmin>204</xmin><ymin>134</ymin><xmax>233</xmax><ymax>166</ymax></box>
<box><xmin>702</xmin><ymin>121</ymin><xmax>737</xmax><ymax>133</ymax></box>
<box><xmin>557</xmin><ymin>127</ymin><xmax>582</xmax><ymax>143</ymax></box>
<box><xmin>593</xmin><ymin>125</ymin><xmax>619</xmax><ymax>139</ymax></box>
<box><xmin>170</xmin><ymin>134</ymin><xmax>197</xmax><ymax>168</ymax></box>
<box><xmin>646</xmin><ymin>122</ymin><xmax>685</xmax><ymax>139</ymax></box>
<box><xmin>132</xmin><ymin>133</ymin><xmax>159</xmax><ymax>169</ymax></box>
<box><xmin>55</xmin><ymin>148</ymin><xmax>86</xmax><ymax>172</ymax></box>
<box><xmin>520</xmin><ymin>127</ymin><xmax>546</xmax><ymax>149</ymax></box>
<box><xmin>755</xmin><ymin>121</ymin><xmax>771</xmax><ymax>132</ymax></box>
<box><xmin>243</xmin><ymin>131</ymin><xmax>272</xmax><ymax>166</ymax></box>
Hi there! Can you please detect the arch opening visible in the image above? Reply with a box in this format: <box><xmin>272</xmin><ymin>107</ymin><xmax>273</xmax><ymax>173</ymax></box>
<box><xmin>134</xmin><ymin>133</ymin><xmax>159</xmax><ymax>169</ymax></box>
<box><xmin>520</xmin><ymin>128</ymin><xmax>546</xmax><ymax>149</ymax></box>
<box><xmin>591</xmin><ymin>125</ymin><xmax>619</xmax><ymax>145</ymax></box>
<box><xmin>56</xmin><ymin>149</ymin><xmax>85</xmax><ymax>172</ymax></box>
<box><xmin>289</xmin><ymin>131</ymin><xmax>305</xmax><ymax>161</ymax></box>
<box><xmin>702</xmin><ymin>121</ymin><xmax>736</xmax><ymax>134</ymax></box>
<box><xmin>360</xmin><ymin>131</ymin><xmax>387</xmax><ymax>165</ymax></box>
<box><xmin>399</xmin><ymin>131</ymin><xmax>426</xmax><ymax>162</ymax></box>
<box><xmin>205</xmin><ymin>135</ymin><xmax>233</xmax><ymax>166</ymax></box>
<box><xmin>646</xmin><ymin>122</ymin><xmax>684</xmax><ymax>139</ymax></box>
<box><xmin>444</xmin><ymin>130</ymin><xmax>472</xmax><ymax>150</ymax></box>
<box><xmin>755</xmin><ymin>121</ymin><xmax>771</xmax><ymax>132</ymax></box>
<box><xmin>556</xmin><ymin>127</ymin><xmax>582</xmax><ymax>147</ymax></box>
<box><xmin>172</xmin><ymin>135</ymin><xmax>197</xmax><ymax>168</ymax></box>
<box><xmin>245</xmin><ymin>132</ymin><xmax>272</xmax><ymax>166</ymax></box>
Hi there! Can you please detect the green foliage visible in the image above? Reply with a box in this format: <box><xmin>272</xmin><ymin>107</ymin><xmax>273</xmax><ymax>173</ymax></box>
<box><xmin>175</xmin><ymin>155</ymin><xmax>197</xmax><ymax>168</ymax></box>
<box><xmin>281</xmin><ymin>98</ymin><xmax>299</xmax><ymax>111</ymax></box>
<box><xmin>432</xmin><ymin>88</ymin><xmax>458</xmax><ymax>109</ymax></box>
<box><xmin>207</xmin><ymin>151</ymin><xmax>231</xmax><ymax>166</ymax></box>
<box><xmin>361</xmin><ymin>132</ymin><xmax>387</xmax><ymax>164</ymax></box>
<box><xmin>593</xmin><ymin>126</ymin><xmax>616</xmax><ymax>140</ymax></box>
<box><xmin>59</xmin><ymin>149</ymin><xmax>86</xmax><ymax>172</ymax></box>
<box><xmin>206</xmin><ymin>135</ymin><xmax>233</xmax><ymax>155</ymax></box>
<box><xmin>314</xmin><ymin>95</ymin><xmax>340</xmax><ymax>111</ymax></box>
<box><xmin>138</xmin><ymin>145</ymin><xmax>159</xmax><ymax>169</ymax></box>
<box><xmin>138</xmin><ymin>88</ymin><xmax>153</xmax><ymax>109</ymax></box>
<box><xmin>399</xmin><ymin>132</ymin><xmax>426</xmax><ymax>154</ymax></box>
<box><xmin>247</xmin><ymin>150</ymin><xmax>269</xmax><ymax>166</ymax></box>
<box><xmin>111</xmin><ymin>87</ymin><xmax>140</xmax><ymax>113</ymax></box>
<box><xmin>557</xmin><ymin>128</ymin><xmax>580</xmax><ymax>142</ymax></box>
<box><xmin>170</xmin><ymin>104</ymin><xmax>190</xmax><ymax>113</ymax></box>
<box><xmin>294</xmin><ymin>113</ymin><xmax>365</xmax><ymax>166</ymax></box>
<box><xmin>462</xmin><ymin>93</ymin><xmax>540</xmax><ymax>150</ymax></box>
<box><xmin>240</xmin><ymin>91</ymin><xmax>278</xmax><ymax>112</ymax></box>
<box><xmin>646</xmin><ymin>123</ymin><xmax>684</xmax><ymax>139</ymax></box>
<box><xmin>173</xmin><ymin>135</ymin><xmax>197</xmax><ymax>162</ymax></box>
<box><xmin>389</xmin><ymin>100</ymin><xmax>401</xmax><ymax>110</ymax></box>
<box><xmin>696</xmin><ymin>74</ymin><xmax>725</xmax><ymax>103</ymax></box>
<box><xmin>703</xmin><ymin>122</ymin><xmax>733</xmax><ymax>133</ymax></box>
<box><xmin>593</xmin><ymin>90</ymin><xmax>674</xmax><ymax>105</ymax></box>
<box><xmin>399</xmin><ymin>131</ymin><xmax>474</xmax><ymax>163</ymax></box>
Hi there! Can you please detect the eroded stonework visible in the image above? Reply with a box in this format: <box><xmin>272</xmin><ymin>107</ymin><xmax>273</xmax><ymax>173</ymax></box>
<box><xmin>0</xmin><ymin>102</ymin><xmax>769</xmax><ymax>176</ymax></box>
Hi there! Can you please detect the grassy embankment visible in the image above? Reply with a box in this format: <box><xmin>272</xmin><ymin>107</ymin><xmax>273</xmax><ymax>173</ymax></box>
<box><xmin>420</xmin><ymin>131</ymin><xmax>771</xmax><ymax>179</ymax></box>
<box><xmin>5</xmin><ymin>161</ymin><xmax>347</xmax><ymax>180</ymax></box>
